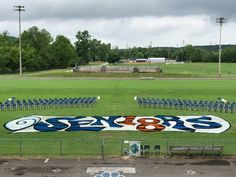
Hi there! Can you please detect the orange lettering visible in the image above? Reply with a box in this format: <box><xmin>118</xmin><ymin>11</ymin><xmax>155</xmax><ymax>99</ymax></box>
<box><xmin>136</xmin><ymin>118</ymin><xmax>165</xmax><ymax>132</ymax></box>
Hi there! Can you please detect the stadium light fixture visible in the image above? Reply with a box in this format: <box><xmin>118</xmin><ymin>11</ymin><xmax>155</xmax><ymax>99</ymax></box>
<box><xmin>216</xmin><ymin>17</ymin><xmax>226</xmax><ymax>78</ymax></box>
<box><xmin>14</xmin><ymin>5</ymin><xmax>25</xmax><ymax>76</ymax></box>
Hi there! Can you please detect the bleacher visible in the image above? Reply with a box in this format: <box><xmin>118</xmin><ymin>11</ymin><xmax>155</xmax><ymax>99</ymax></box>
<box><xmin>0</xmin><ymin>96</ymin><xmax>98</xmax><ymax>111</ymax></box>
<box><xmin>135</xmin><ymin>97</ymin><xmax>235</xmax><ymax>113</ymax></box>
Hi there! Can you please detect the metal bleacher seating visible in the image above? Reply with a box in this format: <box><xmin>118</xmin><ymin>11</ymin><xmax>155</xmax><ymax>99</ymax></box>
<box><xmin>135</xmin><ymin>97</ymin><xmax>235</xmax><ymax>113</ymax></box>
<box><xmin>0</xmin><ymin>96</ymin><xmax>98</xmax><ymax>111</ymax></box>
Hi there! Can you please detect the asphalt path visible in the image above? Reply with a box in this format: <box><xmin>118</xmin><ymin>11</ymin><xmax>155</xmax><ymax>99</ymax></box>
<box><xmin>0</xmin><ymin>157</ymin><xmax>236</xmax><ymax>177</ymax></box>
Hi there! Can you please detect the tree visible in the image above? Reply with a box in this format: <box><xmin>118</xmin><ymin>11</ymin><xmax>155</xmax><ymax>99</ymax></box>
<box><xmin>107</xmin><ymin>49</ymin><xmax>120</xmax><ymax>63</ymax></box>
<box><xmin>0</xmin><ymin>46</ymin><xmax>18</xmax><ymax>73</ymax></box>
<box><xmin>22</xmin><ymin>26</ymin><xmax>53</xmax><ymax>70</ymax></box>
<box><xmin>222</xmin><ymin>46</ymin><xmax>236</xmax><ymax>63</ymax></box>
<box><xmin>181</xmin><ymin>45</ymin><xmax>199</xmax><ymax>62</ymax></box>
<box><xmin>22</xmin><ymin>45</ymin><xmax>40</xmax><ymax>71</ymax></box>
<box><xmin>96</xmin><ymin>43</ymin><xmax>111</xmax><ymax>61</ymax></box>
<box><xmin>75</xmin><ymin>30</ymin><xmax>91</xmax><ymax>64</ymax></box>
<box><xmin>51</xmin><ymin>35</ymin><xmax>77</xmax><ymax>68</ymax></box>
<box><xmin>0</xmin><ymin>32</ymin><xmax>18</xmax><ymax>73</ymax></box>
<box><xmin>75</xmin><ymin>30</ymin><xmax>112</xmax><ymax>64</ymax></box>
<box><xmin>89</xmin><ymin>39</ymin><xmax>101</xmax><ymax>61</ymax></box>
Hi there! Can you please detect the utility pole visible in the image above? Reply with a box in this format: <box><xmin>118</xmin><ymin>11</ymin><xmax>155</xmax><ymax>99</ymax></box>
<box><xmin>14</xmin><ymin>5</ymin><xmax>25</xmax><ymax>76</ymax></box>
<box><xmin>216</xmin><ymin>17</ymin><xmax>226</xmax><ymax>78</ymax></box>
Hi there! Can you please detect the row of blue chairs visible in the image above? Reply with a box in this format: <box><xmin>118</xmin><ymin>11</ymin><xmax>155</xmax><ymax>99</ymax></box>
<box><xmin>0</xmin><ymin>97</ymin><xmax>97</xmax><ymax>111</ymax></box>
<box><xmin>136</xmin><ymin>97</ymin><xmax>236</xmax><ymax>113</ymax></box>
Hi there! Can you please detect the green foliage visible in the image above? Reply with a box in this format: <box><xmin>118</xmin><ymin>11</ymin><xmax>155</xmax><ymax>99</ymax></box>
<box><xmin>22</xmin><ymin>26</ymin><xmax>53</xmax><ymax>52</ymax></box>
<box><xmin>22</xmin><ymin>26</ymin><xmax>53</xmax><ymax>70</ymax></box>
<box><xmin>51</xmin><ymin>35</ymin><xmax>77</xmax><ymax>68</ymax></box>
<box><xmin>95</xmin><ymin>42</ymin><xmax>111</xmax><ymax>62</ymax></box>
<box><xmin>0</xmin><ymin>33</ymin><xmax>18</xmax><ymax>73</ymax></box>
<box><xmin>75</xmin><ymin>30</ymin><xmax>91</xmax><ymax>64</ymax></box>
<box><xmin>120</xmin><ymin>45</ymin><xmax>220</xmax><ymax>63</ymax></box>
<box><xmin>22</xmin><ymin>45</ymin><xmax>40</xmax><ymax>71</ymax></box>
<box><xmin>75</xmin><ymin>30</ymin><xmax>111</xmax><ymax>64</ymax></box>
<box><xmin>1</xmin><ymin>27</ymin><xmax>236</xmax><ymax>74</ymax></box>
<box><xmin>107</xmin><ymin>49</ymin><xmax>120</xmax><ymax>63</ymax></box>
<box><xmin>223</xmin><ymin>46</ymin><xmax>236</xmax><ymax>62</ymax></box>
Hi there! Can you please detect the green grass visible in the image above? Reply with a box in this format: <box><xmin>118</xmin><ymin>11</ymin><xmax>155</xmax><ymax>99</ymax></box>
<box><xmin>103</xmin><ymin>62</ymin><xmax>236</xmax><ymax>78</ymax></box>
<box><xmin>0</xmin><ymin>79</ymin><xmax>235</xmax><ymax>157</ymax></box>
<box><xmin>1</xmin><ymin>62</ymin><xmax>235</xmax><ymax>78</ymax></box>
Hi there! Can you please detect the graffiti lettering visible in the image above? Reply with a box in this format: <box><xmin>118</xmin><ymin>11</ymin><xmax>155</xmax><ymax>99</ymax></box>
<box><xmin>118</xmin><ymin>116</ymin><xmax>136</xmax><ymax>125</ymax></box>
<box><xmin>136</xmin><ymin>118</ymin><xmax>165</xmax><ymax>132</ymax></box>
<box><xmin>4</xmin><ymin>115</ymin><xmax>230</xmax><ymax>134</ymax></box>
<box><xmin>157</xmin><ymin>115</ymin><xmax>195</xmax><ymax>132</ymax></box>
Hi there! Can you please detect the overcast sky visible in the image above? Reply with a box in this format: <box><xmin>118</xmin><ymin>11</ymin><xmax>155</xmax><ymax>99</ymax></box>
<box><xmin>1</xmin><ymin>0</ymin><xmax>236</xmax><ymax>48</ymax></box>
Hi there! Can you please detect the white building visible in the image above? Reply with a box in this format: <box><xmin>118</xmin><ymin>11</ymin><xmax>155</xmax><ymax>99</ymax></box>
<box><xmin>147</xmin><ymin>57</ymin><xmax>166</xmax><ymax>63</ymax></box>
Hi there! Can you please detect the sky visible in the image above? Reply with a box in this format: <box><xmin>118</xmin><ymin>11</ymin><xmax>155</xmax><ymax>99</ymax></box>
<box><xmin>1</xmin><ymin>0</ymin><xmax>236</xmax><ymax>48</ymax></box>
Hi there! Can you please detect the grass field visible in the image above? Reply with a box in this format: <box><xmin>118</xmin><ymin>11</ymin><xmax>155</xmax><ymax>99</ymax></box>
<box><xmin>0</xmin><ymin>78</ymin><xmax>236</xmax><ymax>157</ymax></box>
<box><xmin>1</xmin><ymin>62</ymin><xmax>236</xmax><ymax>78</ymax></box>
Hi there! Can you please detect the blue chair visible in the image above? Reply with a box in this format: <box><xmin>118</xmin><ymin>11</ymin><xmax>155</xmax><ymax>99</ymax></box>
<box><xmin>23</xmin><ymin>102</ymin><xmax>29</xmax><ymax>110</ymax></box>
<box><xmin>229</xmin><ymin>103</ymin><xmax>235</xmax><ymax>113</ymax></box>
<box><xmin>0</xmin><ymin>103</ymin><xmax>5</xmax><ymax>111</ymax></box>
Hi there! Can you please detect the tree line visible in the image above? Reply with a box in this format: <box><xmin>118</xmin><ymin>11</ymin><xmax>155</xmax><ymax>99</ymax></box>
<box><xmin>0</xmin><ymin>26</ymin><xmax>120</xmax><ymax>74</ymax></box>
<box><xmin>119</xmin><ymin>45</ymin><xmax>236</xmax><ymax>63</ymax></box>
<box><xmin>0</xmin><ymin>26</ymin><xmax>236</xmax><ymax>74</ymax></box>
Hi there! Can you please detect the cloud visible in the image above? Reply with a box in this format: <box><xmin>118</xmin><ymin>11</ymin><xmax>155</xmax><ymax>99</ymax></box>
<box><xmin>1</xmin><ymin>0</ymin><xmax>236</xmax><ymax>21</ymax></box>
<box><xmin>2</xmin><ymin>15</ymin><xmax>232</xmax><ymax>48</ymax></box>
<box><xmin>0</xmin><ymin>0</ymin><xmax>235</xmax><ymax>48</ymax></box>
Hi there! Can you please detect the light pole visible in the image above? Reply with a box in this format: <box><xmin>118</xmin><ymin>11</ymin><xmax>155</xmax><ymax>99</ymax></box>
<box><xmin>216</xmin><ymin>17</ymin><xmax>226</xmax><ymax>78</ymax></box>
<box><xmin>14</xmin><ymin>5</ymin><xmax>25</xmax><ymax>76</ymax></box>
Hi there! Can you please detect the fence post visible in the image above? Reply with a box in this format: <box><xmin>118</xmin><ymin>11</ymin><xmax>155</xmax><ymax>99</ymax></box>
<box><xmin>60</xmin><ymin>140</ymin><xmax>62</xmax><ymax>156</ymax></box>
<box><xmin>166</xmin><ymin>140</ymin><xmax>169</xmax><ymax>155</ymax></box>
<box><xmin>19</xmin><ymin>140</ymin><xmax>22</xmax><ymax>157</ymax></box>
<box><xmin>101</xmin><ymin>139</ymin><xmax>105</xmax><ymax>160</ymax></box>
<box><xmin>120</xmin><ymin>139</ymin><xmax>123</xmax><ymax>156</ymax></box>
<box><xmin>212</xmin><ymin>142</ymin><xmax>215</xmax><ymax>157</ymax></box>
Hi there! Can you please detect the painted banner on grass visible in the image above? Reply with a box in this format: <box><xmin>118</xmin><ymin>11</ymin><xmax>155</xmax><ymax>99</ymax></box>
<box><xmin>4</xmin><ymin>115</ymin><xmax>230</xmax><ymax>133</ymax></box>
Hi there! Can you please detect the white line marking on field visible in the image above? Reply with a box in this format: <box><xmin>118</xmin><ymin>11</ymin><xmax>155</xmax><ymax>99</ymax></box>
<box><xmin>87</xmin><ymin>167</ymin><xmax>136</xmax><ymax>174</ymax></box>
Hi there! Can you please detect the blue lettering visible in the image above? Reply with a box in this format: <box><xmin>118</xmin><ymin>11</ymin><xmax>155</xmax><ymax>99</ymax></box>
<box><xmin>34</xmin><ymin>116</ymin><xmax>123</xmax><ymax>132</ymax></box>
<box><xmin>34</xmin><ymin>117</ymin><xmax>71</xmax><ymax>132</ymax></box>
<box><xmin>186</xmin><ymin>116</ymin><xmax>222</xmax><ymax>129</ymax></box>
<box><xmin>66</xmin><ymin>116</ymin><xmax>104</xmax><ymax>131</ymax></box>
<box><xmin>156</xmin><ymin>115</ymin><xmax>195</xmax><ymax>132</ymax></box>
<box><xmin>91</xmin><ymin>116</ymin><xmax>123</xmax><ymax>128</ymax></box>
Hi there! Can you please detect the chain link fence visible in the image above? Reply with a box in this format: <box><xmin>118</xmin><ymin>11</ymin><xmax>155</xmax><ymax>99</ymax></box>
<box><xmin>0</xmin><ymin>139</ymin><xmax>235</xmax><ymax>158</ymax></box>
